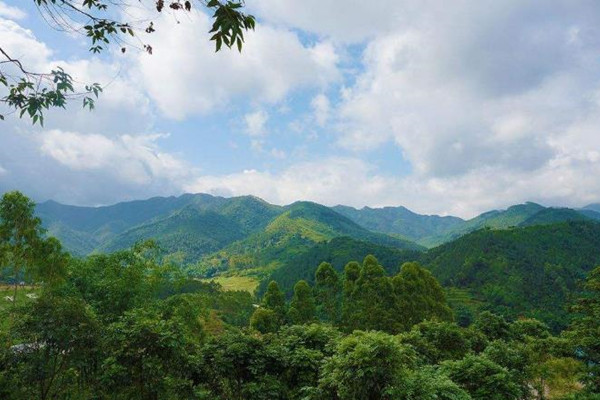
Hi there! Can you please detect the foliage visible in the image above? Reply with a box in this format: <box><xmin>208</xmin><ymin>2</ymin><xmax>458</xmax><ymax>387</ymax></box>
<box><xmin>568</xmin><ymin>266</ymin><xmax>600</xmax><ymax>392</ymax></box>
<box><xmin>288</xmin><ymin>280</ymin><xmax>316</xmax><ymax>324</ymax></box>
<box><xmin>316</xmin><ymin>330</ymin><xmax>416</xmax><ymax>400</ymax></box>
<box><xmin>422</xmin><ymin>221</ymin><xmax>600</xmax><ymax>330</ymax></box>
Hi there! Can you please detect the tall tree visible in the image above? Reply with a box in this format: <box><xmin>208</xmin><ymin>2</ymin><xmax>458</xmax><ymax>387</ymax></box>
<box><xmin>392</xmin><ymin>262</ymin><xmax>453</xmax><ymax>331</ymax></box>
<box><xmin>0</xmin><ymin>191</ymin><xmax>45</xmax><ymax>312</ymax></box>
<box><xmin>568</xmin><ymin>265</ymin><xmax>600</xmax><ymax>392</ymax></box>
<box><xmin>262</xmin><ymin>280</ymin><xmax>286</xmax><ymax>321</ymax></box>
<box><xmin>351</xmin><ymin>255</ymin><xmax>396</xmax><ymax>332</ymax></box>
<box><xmin>314</xmin><ymin>262</ymin><xmax>340</xmax><ymax>323</ymax></box>
<box><xmin>341</xmin><ymin>261</ymin><xmax>361</xmax><ymax>330</ymax></box>
<box><xmin>288</xmin><ymin>280</ymin><xmax>316</xmax><ymax>324</ymax></box>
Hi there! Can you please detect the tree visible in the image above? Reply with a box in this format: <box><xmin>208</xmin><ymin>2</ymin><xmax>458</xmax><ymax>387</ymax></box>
<box><xmin>568</xmin><ymin>266</ymin><xmax>600</xmax><ymax>392</ymax></box>
<box><xmin>0</xmin><ymin>191</ymin><xmax>45</xmax><ymax>314</ymax></box>
<box><xmin>314</xmin><ymin>262</ymin><xmax>340</xmax><ymax>323</ymax></box>
<box><xmin>0</xmin><ymin>0</ymin><xmax>256</xmax><ymax>124</ymax></box>
<box><xmin>441</xmin><ymin>354</ymin><xmax>522</xmax><ymax>400</ymax></box>
<box><xmin>317</xmin><ymin>330</ymin><xmax>415</xmax><ymax>400</ymax></box>
<box><xmin>351</xmin><ymin>255</ymin><xmax>396</xmax><ymax>332</ymax></box>
<box><xmin>392</xmin><ymin>262</ymin><xmax>453</xmax><ymax>330</ymax></box>
<box><xmin>288</xmin><ymin>280</ymin><xmax>316</xmax><ymax>325</ymax></box>
<box><xmin>341</xmin><ymin>261</ymin><xmax>360</xmax><ymax>330</ymax></box>
<box><xmin>8</xmin><ymin>291</ymin><xmax>101</xmax><ymax>400</ymax></box>
<box><xmin>250</xmin><ymin>308</ymin><xmax>280</xmax><ymax>334</ymax></box>
<box><xmin>262</xmin><ymin>280</ymin><xmax>286</xmax><ymax>320</ymax></box>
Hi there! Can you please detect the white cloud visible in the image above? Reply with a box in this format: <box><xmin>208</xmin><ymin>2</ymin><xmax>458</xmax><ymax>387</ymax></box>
<box><xmin>130</xmin><ymin>10</ymin><xmax>340</xmax><ymax>119</ymax></box>
<box><xmin>244</xmin><ymin>110</ymin><xmax>269</xmax><ymax>136</ymax></box>
<box><xmin>184</xmin><ymin>154</ymin><xmax>600</xmax><ymax>218</ymax></box>
<box><xmin>0</xmin><ymin>1</ymin><xmax>26</xmax><ymax>20</ymax></box>
<box><xmin>40</xmin><ymin>129</ymin><xmax>191</xmax><ymax>186</ymax></box>
<box><xmin>0</xmin><ymin>164</ymin><xmax>6</xmax><ymax>175</ymax></box>
<box><xmin>334</xmin><ymin>0</ymin><xmax>600</xmax><ymax>189</ymax></box>
<box><xmin>311</xmin><ymin>94</ymin><xmax>330</xmax><ymax>126</ymax></box>
<box><xmin>0</xmin><ymin>18</ymin><xmax>51</xmax><ymax>72</ymax></box>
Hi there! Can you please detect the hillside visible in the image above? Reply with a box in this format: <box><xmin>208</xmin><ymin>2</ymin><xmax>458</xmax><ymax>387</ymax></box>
<box><xmin>196</xmin><ymin>202</ymin><xmax>423</xmax><ymax>278</ymax></box>
<box><xmin>420</xmin><ymin>221</ymin><xmax>600</xmax><ymax>330</ymax></box>
<box><xmin>332</xmin><ymin>205</ymin><xmax>464</xmax><ymax>243</ymax></box>
<box><xmin>37</xmin><ymin>194</ymin><xmax>283</xmax><ymax>257</ymax></box>
<box><xmin>259</xmin><ymin>236</ymin><xmax>422</xmax><ymax>296</ymax></box>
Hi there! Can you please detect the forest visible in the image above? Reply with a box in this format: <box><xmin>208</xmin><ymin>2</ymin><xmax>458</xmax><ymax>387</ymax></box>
<box><xmin>1</xmin><ymin>191</ymin><xmax>600</xmax><ymax>400</ymax></box>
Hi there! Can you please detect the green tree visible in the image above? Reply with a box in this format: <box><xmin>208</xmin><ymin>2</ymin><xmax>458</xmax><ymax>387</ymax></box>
<box><xmin>351</xmin><ymin>255</ymin><xmax>396</xmax><ymax>332</ymax></box>
<box><xmin>1</xmin><ymin>0</ymin><xmax>256</xmax><ymax>124</ymax></box>
<box><xmin>402</xmin><ymin>367</ymin><xmax>471</xmax><ymax>400</ymax></box>
<box><xmin>441</xmin><ymin>354</ymin><xmax>522</xmax><ymax>400</ymax></box>
<box><xmin>201</xmin><ymin>331</ymin><xmax>285</xmax><ymax>400</ymax></box>
<box><xmin>568</xmin><ymin>266</ymin><xmax>600</xmax><ymax>392</ymax></box>
<box><xmin>341</xmin><ymin>261</ymin><xmax>361</xmax><ymax>330</ymax></box>
<box><xmin>8</xmin><ymin>291</ymin><xmax>101</xmax><ymax>400</ymax></box>
<box><xmin>317</xmin><ymin>330</ymin><xmax>415</xmax><ymax>400</ymax></box>
<box><xmin>473</xmin><ymin>311</ymin><xmax>511</xmax><ymax>341</ymax></box>
<box><xmin>0</xmin><ymin>191</ymin><xmax>45</xmax><ymax>315</ymax></box>
<box><xmin>288</xmin><ymin>280</ymin><xmax>316</xmax><ymax>324</ymax></box>
<box><xmin>250</xmin><ymin>308</ymin><xmax>280</xmax><ymax>334</ymax></box>
<box><xmin>262</xmin><ymin>280</ymin><xmax>286</xmax><ymax>320</ymax></box>
<box><xmin>399</xmin><ymin>321</ymin><xmax>472</xmax><ymax>364</ymax></box>
<box><xmin>314</xmin><ymin>262</ymin><xmax>340</xmax><ymax>323</ymax></box>
<box><xmin>101</xmin><ymin>304</ymin><xmax>199</xmax><ymax>399</ymax></box>
<box><xmin>392</xmin><ymin>262</ymin><xmax>453</xmax><ymax>330</ymax></box>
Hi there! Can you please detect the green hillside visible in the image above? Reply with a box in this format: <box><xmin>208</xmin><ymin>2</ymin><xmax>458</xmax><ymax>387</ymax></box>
<box><xmin>37</xmin><ymin>194</ymin><xmax>283</xmax><ymax>257</ymax></box>
<box><xmin>196</xmin><ymin>202</ymin><xmax>423</xmax><ymax>278</ymax></box>
<box><xmin>420</xmin><ymin>202</ymin><xmax>595</xmax><ymax>247</ymax></box>
<box><xmin>333</xmin><ymin>204</ymin><xmax>464</xmax><ymax>243</ymax></box>
<box><xmin>420</xmin><ymin>221</ymin><xmax>600</xmax><ymax>330</ymax></box>
<box><xmin>259</xmin><ymin>236</ymin><xmax>422</xmax><ymax>296</ymax></box>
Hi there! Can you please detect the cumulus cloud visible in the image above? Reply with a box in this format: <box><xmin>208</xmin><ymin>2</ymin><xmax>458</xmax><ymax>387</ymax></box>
<box><xmin>311</xmin><ymin>94</ymin><xmax>330</xmax><ymax>126</ymax></box>
<box><xmin>335</xmin><ymin>0</ymin><xmax>600</xmax><ymax>187</ymax></box>
<box><xmin>40</xmin><ymin>129</ymin><xmax>192</xmax><ymax>186</ymax></box>
<box><xmin>0</xmin><ymin>1</ymin><xmax>25</xmax><ymax>20</ymax></box>
<box><xmin>244</xmin><ymin>110</ymin><xmax>269</xmax><ymax>136</ymax></box>
<box><xmin>128</xmin><ymin>9</ymin><xmax>340</xmax><ymax>120</ymax></box>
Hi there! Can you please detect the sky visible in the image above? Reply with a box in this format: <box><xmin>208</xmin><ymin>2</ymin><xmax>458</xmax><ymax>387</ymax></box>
<box><xmin>1</xmin><ymin>0</ymin><xmax>600</xmax><ymax>218</ymax></box>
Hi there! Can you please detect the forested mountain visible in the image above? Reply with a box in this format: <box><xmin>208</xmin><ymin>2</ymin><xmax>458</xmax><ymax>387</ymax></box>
<box><xmin>420</xmin><ymin>221</ymin><xmax>600</xmax><ymax>330</ymax></box>
<box><xmin>37</xmin><ymin>194</ymin><xmax>283</xmax><ymax>257</ymax></box>
<box><xmin>336</xmin><ymin>201</ymin><xmax>598</xmax><ymax>247</ymax></box>
<box><xmin>4</xmin><ymin>191</ymin><xmax>600</xmax><ymax>399</ymax></box>
<box><xmin>258</xmin><ymin>220</ymin><xmax>600</xmax><ymax>331</ymax></box>
<box><xmin>332</xmin><ymin>205</ymin><xmax>464</xmax><ymax>243</ymax></box>
<box><xmin>196</xmin><ymin>202</ymin><xmax>423</xmax><ymax>277</ymax></box>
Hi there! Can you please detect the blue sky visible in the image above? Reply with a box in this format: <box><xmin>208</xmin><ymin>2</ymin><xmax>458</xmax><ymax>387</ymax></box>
<box><xmin>1</xmin><ymin>0</ymin><xmax>600</xmax><ymax>217</ymax></box>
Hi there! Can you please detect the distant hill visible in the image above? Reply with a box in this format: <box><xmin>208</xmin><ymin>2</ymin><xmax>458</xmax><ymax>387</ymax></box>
<box><xmin>332</xmin><ymin>205</ymin><xmax>464</xmax><ymax>243</ymax></box>
<box><xmin>420</xmin><ymin>221</ymin><xmax>600</xmax><ymax>330</ymax></box>
<box><xmin>196</xmin><ymin>201</ymin><xmax>423</xmax><ymax>277</ymax></box>
<box><xmin>583</xmin><ymin>203</ymin><xmax>600</xmax><ymax>213</ymax></box>
<box><xmin>37</xmin><ymin>194</ymin><xmax>282</xmax><ymax>257</ymax></box>
<box><xmin>336</xmin><ymin>202</ymin><xmax>596</xmax><ymax>247</ymax></box>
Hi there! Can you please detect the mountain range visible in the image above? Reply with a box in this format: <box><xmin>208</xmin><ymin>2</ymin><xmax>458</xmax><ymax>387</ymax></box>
<box><xmin>35</xmin><ymin>193</ymin><xmax>600</xmax><ymax>329</ymax></box>
<box><xmin>37</xmin><ymin>193</ymin><xmax>600</xmax><ymax>262</ymax></box>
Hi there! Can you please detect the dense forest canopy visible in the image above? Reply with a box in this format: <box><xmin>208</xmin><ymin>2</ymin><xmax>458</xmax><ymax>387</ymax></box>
<box><xmin>1</xmin><ymin>191</ymin><xmax>600</xmax><ymax>399</ymax></box>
